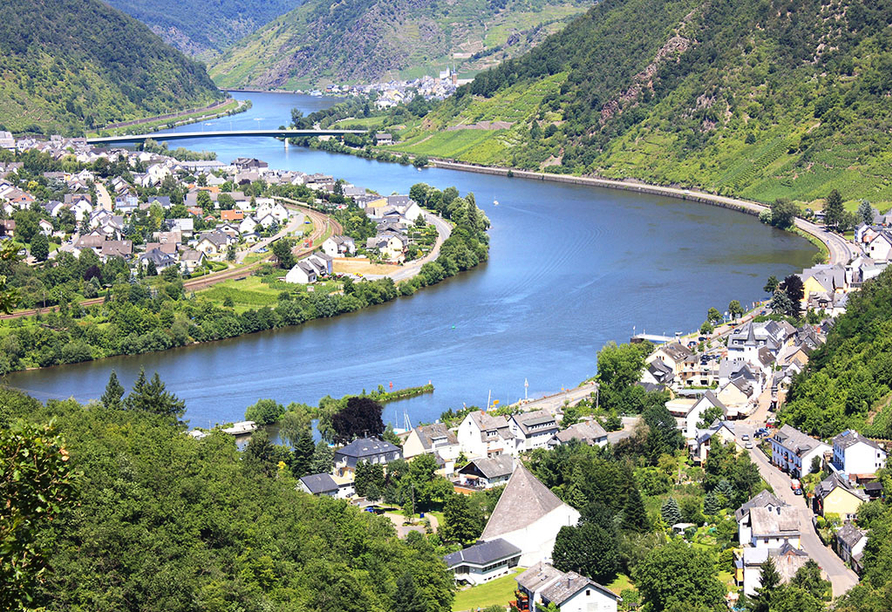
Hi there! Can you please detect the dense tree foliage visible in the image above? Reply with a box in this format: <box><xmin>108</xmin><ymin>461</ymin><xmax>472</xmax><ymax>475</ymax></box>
<box><xmin>0</xmin><ymin>0</ymin><xmax>221</xmax><ymax>134</ymax></box>
<box><xmin>331</xmin><ymin>397</ymin><xmax>385</xmax><ymax>444</ymax></box>
<box><xmin>552</xmin><ymin>521</ymin><xmax>621</xmax><ymax>583</ymax></box>
<box><xmin>781</xmin><ymin>267</ymin><xmax>892</xmax><ymax>438</ymax></box>
<box><xmin>633</xmin><ymin>539</ymin><xmax>725</xmax><ymax>612</ymax></box>
<box><xmin>0</xmin><ymin>386</ymin><xmax>455</xmax><ymax>611</ymax></box>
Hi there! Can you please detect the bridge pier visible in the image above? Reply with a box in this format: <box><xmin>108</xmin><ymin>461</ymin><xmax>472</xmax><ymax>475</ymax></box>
<box><xmin>284</xmin><ymin>138</ymin><xmax>289</xmax><ymax>149</ymax></box>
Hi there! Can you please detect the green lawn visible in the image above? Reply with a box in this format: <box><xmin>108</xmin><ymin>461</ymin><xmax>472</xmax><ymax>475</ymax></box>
<box><xmin>452</xmin><ymin>568</ymin><xmax>525</xmax><ymax>612</ymax></box>
<box><xmin>605</xmin><ymin>573</ymin><xmax>634</xmax><ymax>595</ymax></box>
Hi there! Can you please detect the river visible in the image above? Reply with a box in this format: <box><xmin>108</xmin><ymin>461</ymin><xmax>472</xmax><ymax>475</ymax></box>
<box><xmin>6</xmin><ymin>91</ymin><xmax>816</xmax><ymax>429</ymax></box>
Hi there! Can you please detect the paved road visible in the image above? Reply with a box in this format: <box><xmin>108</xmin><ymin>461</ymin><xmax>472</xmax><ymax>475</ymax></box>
<box><xmin>95</xmin><ymin>183</ymin><xmax>113</xmax><ymax>212</ymax></box>
<box><xmin>510</xmin><ymin>380</ymin><xmax>598</xmax><ymax>415</ymax></box>
<box><xmin>387</xmin><ymin>211</ymin><xmax>453</xmax><ymax>282</ymax></box>
<box><xmin>733</xmin><ymin>421</ymin><xmax>859</xmax><ymax>597</ymax></box>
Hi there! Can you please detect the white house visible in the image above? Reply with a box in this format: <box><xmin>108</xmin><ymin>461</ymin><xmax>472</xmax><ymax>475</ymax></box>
<box><xmin>866</xmin><ymin>232</ymin><xmax>892</xmax><ymax>261</ymax></box>
<box><xmin>769</xmin><ymin>424</ymin><xmax>831</xmax><ymax>477</ymax></box>
<box><xmin>516</xmin><ymin>563</ymin><xmax>619</xmax><ymax>612</ymax></box>
<box><xmin>740</xmin><ymin>544</ymin><xmax>810</xmax><ymax>597</ymax></box>
<box><xmin>832</xmin><ymin>429</ymin><xmax>887</xmax><ymax>478</ymax></box>
<box><xmin>747</xmin><ymin>506</ymin><xmax>802</xmax><ymax>550</ymax></box>
<box><xmin>284</xmin><ymin>253</ymin><xmax>333</xmax><ymax>284</ymax></box>
<box><xmin>457</xmin><ymin>411</ymin><xmax>519</xmax><ymax>458</ymax></box>
<box><xmin>548</xmin><ymin>420</ymin><xmax>608</xmax><ymax>448</ymax></box>
<box><xmin>509</xmin><ymin>410</ymin><xmax>559</xmax><ymax>452</ymax></box>
<box><xmin>403</xmin><ymin>423</ymin><xmax>460</xmax><ymax>473</ymax></box>
<box><xmin>456</xmin><ymin>455</ymin><xmax>515</xmax><ymax>489</ymax></box>
<box><xmin>735</xmin><ymin>490</ymin><xmax>790</xmax><ymax>547</ymax></box>
<box><xmin>683</xmin><ymin>392</ymin><xmax>728</xmax><ymax>440</ymax></box>
<box><xmin>299</xmin><ymin>473</ymin><xmax>340</xmax><ymax>497</ymax></box>
<box><xmin>238</xmin><ymin>216</ymin><xmax>258</xmax><ymax>235</ymax></box>
<box><xmin>480</xmin><ymin>465</ymin><xmax>580</xmax><ymax>567</ymax></box>
<box><xmin>322</xmin><ymin>235</ymin><xmax>357</xmax><ymax>257</ymax></box>
<box><xmin>444</xmin><ymin>539</ymin><xmax>521</xmax><ymax>586</ymax></box>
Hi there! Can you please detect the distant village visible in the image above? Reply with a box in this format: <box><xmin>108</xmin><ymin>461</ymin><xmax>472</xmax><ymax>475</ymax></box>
<box><xmin>0</xmin><ymin>132</ymin><xmax>435</xmax><ymax>285</ymax></box>
<box><xmin>304</xmin><ymin>68</ymin><xmax>462</xmax><ymax>108</ymax></box>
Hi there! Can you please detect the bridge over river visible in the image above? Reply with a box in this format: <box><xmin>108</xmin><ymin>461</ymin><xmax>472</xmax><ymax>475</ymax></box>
<box><xmin>87</xmin><ymin>129</ymin><xmax>366</xmax><ymax>145</ymax></box>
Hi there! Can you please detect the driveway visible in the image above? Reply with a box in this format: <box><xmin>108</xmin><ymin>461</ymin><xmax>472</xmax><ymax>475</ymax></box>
<box><xmin>733</xmin><ymin>422</ymin><xmax>859</xmax><ymax>597</ymax></box>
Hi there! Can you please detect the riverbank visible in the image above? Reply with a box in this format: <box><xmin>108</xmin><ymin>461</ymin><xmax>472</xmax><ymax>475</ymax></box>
<box><xmin>88</xmin><ymin>98</ymin><xmax>250</xmax><ymax>138</ymax></box>
<box><xmin>425</xmin><ymin>160</ymin><xmax>857</xmax><ymax>266</ymax></box>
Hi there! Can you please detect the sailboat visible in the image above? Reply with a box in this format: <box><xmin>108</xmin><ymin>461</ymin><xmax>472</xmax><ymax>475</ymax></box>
<box><xmin>493</xmin><ymin>199</ymin><xmax>499</xmax><ymax>206</ymax></box>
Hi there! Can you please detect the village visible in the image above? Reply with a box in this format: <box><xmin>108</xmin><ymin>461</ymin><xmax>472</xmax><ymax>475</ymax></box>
<box><xmin>0</xmin><ymin>132</ymin><xmax>445</xmax><ymax>297</ymax></box>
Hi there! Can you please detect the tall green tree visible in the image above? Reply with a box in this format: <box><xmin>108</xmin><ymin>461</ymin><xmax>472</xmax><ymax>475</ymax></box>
<box><xmin>393</xmin><ymin>572</ymin><xmax>426</xmax><ymax>612</ymax></box>
<box><xmin>244</xmin><ymin>398</ymin><xmax>286</xmax><ymax>425</ymax></box>
<box><xmin>309</xmin><ymin>440</ymin><xmax>334</xmax><ymax>474</ymax></box>
<box><xmin>622</xmin><ymin>485</ymin><xmax>650</xmax><ymax>533</ymax></box>
<box><xmin>291</xmin><ymin>427</ymin><xmax>315</xmax><ymax>477</ymax></box>
<box><xmin>552</xmin><ymin>521</ymin><xmax>621</xmax><ymax>583</ymax></box>
<box><xmin>634</xmin><ymin>539</ymin><xmax>725</xmax><ymax>612</ymax></box>
<box><xmin>30</xmin><ymin>232</ymin><xmax>49</xmax><ymax>262</ymax></box>
<box><xmin>752</xmin><ymin>557</ymin><xmax>782</xmax><ymax>612</ymax></box>
<box><xmin>272</xmin><ymin>238</ymin><xmax>295</xmax><ymax>269</ymax></box>
<box><xmin>857</xmin><ymin>200</ymin><xmax>874</xmax><ymax>226</ymax></box>
<box><xmin>824</xmin><ymin>189</ymin><xmax>845</xmax><ymax>231</ymax></box>
<box><xmin>763</xmin><ymin>275</ymin><xmax>780</xmax><ymax>295</ymax></box>
<box><xmin>124</xmin><ymin>369</ymin><xmax>186</xmax><ymax>420</ymax></box>
<box><xmin>100</xmin><ymin>370</ymin><xmax>125</xmax><ymax>410</ymax></box>
<box><xmin>728</xmin><ymin>300</ymin><xmax>744</xmax><ymax>319</ymax></box>
<box><xmin>441</xmin><ymin>493</ymin><xmax>484</xmax><ymax>546</ymax></box>
<box><xmin>660</xmin><ymin>497</ymin><xmax>682</xmax><ymax>527</ymax></box>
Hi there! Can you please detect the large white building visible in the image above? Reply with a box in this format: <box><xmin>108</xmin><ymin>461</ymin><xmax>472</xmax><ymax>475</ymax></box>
<box><xmin>769</xmin><ymin>424</ymin><xmax>831</xmax><ymax>477</ymax></box>
<box><xmin>832</xmin><ymin>429</ymin><xmax>887</xmax><ymax>478</ymax></box>
<box><xmin>509</xmin><ymin>410</ymin><xmax>559</xmax><ymax>452</ymax></box>
<box><xmin>457</xmin><ymin>411</ymin><xmax>519</xmax><ymax>458</ymax></box>
<box><xmin>479</xmin><ymin>465</ymin><xmax>580</xmax><ymax>567</ymax></box>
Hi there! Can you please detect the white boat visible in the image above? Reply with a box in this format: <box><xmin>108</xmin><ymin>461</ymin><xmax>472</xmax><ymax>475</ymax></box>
<box><xmin>493</xmin><ymin>200</ymin><xmax>499</xmax><ymax>206</ymax></box>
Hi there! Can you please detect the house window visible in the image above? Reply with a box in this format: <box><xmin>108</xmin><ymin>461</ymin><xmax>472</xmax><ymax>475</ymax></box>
<box><xmin>586</xmin><ymin>590</ymin><xmax>591</xmax><ymax>596</ymax></box>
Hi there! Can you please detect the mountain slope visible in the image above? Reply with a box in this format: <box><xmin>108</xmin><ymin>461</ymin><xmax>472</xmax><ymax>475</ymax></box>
<box><xmin>387</xmin><ymin>0</ymin><xmax>892</xmax><ymax>205</ymax></box>
<box><xmin>0</xmin><ymin>0</ymin><xmax>222</xmax><ymax>135</ymax></box>
<box><xmin>104</xmin><ymin>0</ymin><xmax>305</xmax><ymax>58</ymax></box>
<box><xmin>209</xmin><ymin>0</ymin><xmax>591</xmax><ymax>89</ymax></box>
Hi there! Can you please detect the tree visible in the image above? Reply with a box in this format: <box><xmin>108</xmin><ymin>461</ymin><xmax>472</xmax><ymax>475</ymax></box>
<box><xmin>100</xmin><ymin>370</ymin><xmax>125</xmax><ymax>410</ymax></box>
<box><xmin>824</xmin><ymin>189</ymin><xmax>844</xmax><ymax>231</ymax></box>
<box><xmin>124</xmin><ymin>369</ymin><xmax>186</xmax><ymax>420</ymax></box>
<box><xmin>242</xmin><ymin>430</ymin><xmax>279</xmax><ymax>478</ymax></box>
<box><xmin>707</xmin><ymin>307</ymin><xmax>722</xmax><ymax>324</ymax></box>
<box><xmin>272</xmin><ymin>238</ymin><xmax>295</xmax><ymax>269</ymax></box>
<box><xmin>703</xmin><ymin>490</ymin><xmax>721</xmax><ymax>516</ymax></box>
<box><xmin>30</xmin><ymin>232</ymin><xmax>49</xmax><ymax>262</ymax></box>
<box><xmin>0</xmin><ymin>241</ymin><xmax>20</xmax><ymax>313</ymax></box>
<box><xmin>770</xmin><ymin>198</ymin><xmax>798</xmax><ymax>229</ymax></box>
<box><xmin>244</xmin><ymin>398</ymin><xmax>285</xmax><ymax>425</ymax></box>
<box><xmin>279</xmin><ymin>405</ymin><xmax>313</xmax><ymax>446</ymax></box>
<box><xmin>752</xmin><ymin>557</ymin><xmax>782</xmax><ymax>612</ymax></box>
<box><xmin>196</xmin><ymin>190</ymin><xmax>213</xmax><ymax>213</ymax></box>
<box><xmin>393</xmin><ymin>572</ymin><xmax>425</xmax><ymax>612</ymax></box>
<box><xmin>769</xmin><ymin>289</ymin><xmax>794</xmax><ymax>316</ymax></box>
<box><xmin>441</xmin><ymin>493</ymin><xmax>484</xmax><ymax>546</ymax></box>
<box><xmin>0</xmin><ymin>421</ymin><xmax>75</xmax><ymax>611</ymax></box>
<box><xmin>552</xmin><ymin>521</ymin><xmax>621</xmax><ymax>583</ymax></box>
<box><xmin>634</xmin><ymin>539</ymin><xmax>725</xmax><ymax>611</ymax></box>
<box><xmin>789</xmin><ymin>559</ymin><xmax>829</xmax><ymax>601</ymax></box>
<box><xmin>857</xmin><ymin>200</ymin><xmax>874</xmax><ymax>226</ymax></box>
<box><xmin>309</xmin><ymin>441</ymin><xmax>334</xmax><ymax>474</ymax></box>
<box><xmin>331</xmin><ymin>396</ymin><xmax>384</xmax><ymax>444</ymax></box>
<box><xmin>728</xmin><ymin>300</ymin><xmax>744</xmax><ymax>319</ymax></box>
<box><xmin>781</xmin><ymin>274</ymin><xmax>805</xmax><ymax>317</ymax></box>
<box><xmin>660</xmin><ymin>497</ymin><xmax>681</xmax><ymax>527</ymax></box>
<box><xmin>767</xmin><ymin>585</ymin><xmax>824</xmax><ymax>612</ymax></box>
<box><xmin>290</xmin><ymin>427</ymin><xmax>315</xmax><ymax>477</ymax></box>
<box><xmin>561</xmin><ymin>404</ymin><xmax>581</xmax><ymax>429</ymax></box>
<box><xmin>622</xmin><ymin>485</ymin><xmax>650</xmax><ymax>533</ymax></box>
<box><xmin>697</xmin><ymin>405</ymin><xmax>725</xmax><ymax>429</ymax></box>
<box><xmin>763</xmin><ymin>275</ymin><xmax>780</xmax><ymax>295</ymax></box>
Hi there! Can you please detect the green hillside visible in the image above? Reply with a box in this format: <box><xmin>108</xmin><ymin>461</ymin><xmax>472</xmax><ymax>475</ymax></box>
<box><xmin>105</xmin><ymin>0</ymin><xmax>304</xmax><ymax>58</ymax></box>
<box><xmin>0</xmin><ymin>0</ymin><xmax>223</xmax><ymax>136</ymax></box>
<box><xmin>210</xmin><ymin>0</ymin><xmax>591</xmax><ymax>89</ymax></box>
<box><xmin>384</xmin><ymin>0</ymin><xmax>892</xmax><ymax>206</ymax></box>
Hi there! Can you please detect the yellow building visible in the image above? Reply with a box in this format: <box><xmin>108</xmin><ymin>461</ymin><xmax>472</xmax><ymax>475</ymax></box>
<box><xmin>814</xmin><ymin>473</ymin><xmax>869</xmax><ymax>521</ymax></box>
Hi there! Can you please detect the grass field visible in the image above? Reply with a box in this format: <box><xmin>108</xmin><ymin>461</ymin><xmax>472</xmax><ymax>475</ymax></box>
<box><xmin>605</xmin><ymin>573</ymin><xmax>634</xmax><ymax>595</ymax></box>
<box><xmin>333</xmin><ymin>259</ymin><xmax>400</xmax><ymax>276</ymax></box>
<box><xmin>452</xmin><ymin>568</ymin><xmax>525</xmax><ymax>612</ymax></box>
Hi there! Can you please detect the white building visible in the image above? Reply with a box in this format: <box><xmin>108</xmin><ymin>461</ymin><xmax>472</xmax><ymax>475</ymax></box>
<box><xmin>740</xmin><ymin>544</ymin><xmax>810</xmax><ymax>597</ymax></box>
<box><xmin>509</xmin><ymin>410</ymin><xmax>559</xmax><ymax>452</ymax></box>
<box><xmin>322</xmin><ymin>235</ymin><xmax>356</xmax><ymax>257</ymax></box>
<box><xmin>457</xmin><ymin>411</ymin><xmax>519</xmax><ymax>458</ymax></box>
<box><xmin>444</xmin><ymin>539</ymin><xmax>521</xmax><ymax>586</ymax></box>
<box><xmin>480</xmin><ymin>465</ymin><xmax>580</xmax><ymax>567</ymax></box>
<box><xmin>735</xmin><ymin>491</ymin><xmax>790</xmax><ymax>547</ymax></box>
<box><xmin>832</xmin><ymin>429</ymin><xmax>887</xmax><ymax>478</ymax></box>
<box><xmin>769</xmin><ymin>424</ymin><xmax>831</xmax><ymax>477</ymax></box>
<box><xmin>683</xmin><ymin>392</ymin><xmax>728</xmax><ymax>440</ymax></box>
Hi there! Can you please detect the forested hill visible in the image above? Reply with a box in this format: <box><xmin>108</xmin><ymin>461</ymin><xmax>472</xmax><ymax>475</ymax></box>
<box><xmin>209</xmin><ymin>0</ymin><xmax>591</xmax><ymax>89</ymax></box>
<box><xmin>0</xmin><ymin>0</ymin><xmax>222</xmax><ymax>136</ymax></box>
<box><xmin>387</xmin><ymin>0</ymin><xmax>892</xmax><ymax>205</ymax></box>
<box><xmin>104</xmin><ymin>0</ymin><xmax>304</xmax><ymax>58</ymax></box>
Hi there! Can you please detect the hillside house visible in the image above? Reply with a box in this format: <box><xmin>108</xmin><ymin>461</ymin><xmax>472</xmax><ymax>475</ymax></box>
<box><xmin>444</xmin><ymin>539</ymin><xmax>521</xmax><ymax>586</ymax></box>
<box><xmin>835</xmin><ymin>523</ymin><xmax>868</xmax><ymax>574</ymax></box>
<box><xmin>333</xmin><ymin>437</ymin><xmax>402</xmax><ymax>477</ymax></box>
<box><xmin>832</xmin><ymin>430</ymin><xmax>887</xmax><ymax>479</ymax></box>
<box><xmin>514</xmin><ymin>563</ymin><xmax>619</xmax><ymax>612</ymax></box>
<box><xmin>814</xmin><ymin>473</ymin><xmax>868</xmax><ymax>520</ymax></box>
<box><xmin>322</xmin><ymin>235</ymin><xmax>357</xmax><ymax>257</ymax></box>
<box><xmin>769</xmin><ymin>424</ymin><xmax>831</xmax><ymax>477</ymax></box>
<box><xmin>509</xmin><ymin>410</ymin><xmax>559</xmax><ymax>452</ymax></box>
<box><xmin>457</xmin><ymin>411</ymin><xmax>518</xmax><ymax>458</ymax></box>
<box><xmin>548</xmin><ymin>420</ymin><xmax>608</xmax><ymax>448</ymax></box>
<box><xmin>735</xmin><ymin>491</ymin><xmax>792</xmax><ymax>547</ymax></box>
<box><xmin>456</xmin><ymin>455</ymin><xmax>515</xmax><ymax>489</ymax></box>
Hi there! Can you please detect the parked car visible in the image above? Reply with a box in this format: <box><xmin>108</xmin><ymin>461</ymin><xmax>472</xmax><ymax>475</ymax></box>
<box><xmin>745</xmin><ymin>441</ymin><xmax>754</xmax><ymax>450</ymax></box>
<box><xmin>742</xmin><ymin>434</ymin><xmax>750</xmax><ymax>442</ymax></box>
<box><xmin>793</xmin><ymin>488</ymin><xmax>803</xmax><ymax>496</ymax></box>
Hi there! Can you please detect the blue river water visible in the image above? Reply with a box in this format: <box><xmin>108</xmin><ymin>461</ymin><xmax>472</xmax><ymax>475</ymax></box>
<box><xmin>6</xmin><ymin>91</ymin><xmax>816</xmax><ymax>429</ymax></box>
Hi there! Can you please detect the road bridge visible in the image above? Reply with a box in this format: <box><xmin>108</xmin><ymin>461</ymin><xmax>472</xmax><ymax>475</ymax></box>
<box><xmin>87</xmin><ymin>129</ymin><xmax>365</xmax><ymax>145</ymax></box>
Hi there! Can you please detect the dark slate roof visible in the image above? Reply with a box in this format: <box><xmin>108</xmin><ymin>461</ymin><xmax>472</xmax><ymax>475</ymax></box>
<box><xmin>299</xmin><ymin>473</ymin><xmax>339</xmax><ymax>494</ymax></box>
<box><xmin>836</xmin><ymin>523</ymin><xmax>867</xmax><ymax>548</ymax></box>
<box><xmin>443</xmin><ymin>538</ymin><xmax>521</xmax><ymax>568</ymax></box>
<box><xmin>413</xmin><ymin>423</ymin><xmax>458</xmax><ymax>450</ymax></box>
<box><xmin>335</xmin><ymin>437</ymin><xmax>401</xmax><ymax>459</ymax></box>
<box><xmin>735</xmin><ymin>490</ymin><xmax>787</xmax><ymax>522</ymax></box>
<box><xmin>459</xmin><ymin>454</ymin><xmax>515</xmax><ymax>479</ymax></box>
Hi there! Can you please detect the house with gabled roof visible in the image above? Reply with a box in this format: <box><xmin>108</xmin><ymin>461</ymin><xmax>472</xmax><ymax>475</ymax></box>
<box><xmin>509</xmin><ymin>410</ymin><xmax>559</xmax><ymax>452</ymax></box>
<box><xmin>814</xmin><ymin>473</ymin><xmax>868</xmax><ymax>521</ymax></box>
<box><xmin>444</xmin><ymin>539</ymin><xmax>521</xmax><ymax>586</ymax></box>
<box><xmin>769</xmin><ymin>424</ymin><xmax>830</xmax><ymax>478</ymax></box>
<box><xmin>456</xmin><ymin>455</ymin><xmax>515</xmax><ymax>489</ymax></box>
<box><xmin>514</xmin><ymin>562</ymin><xmax>619</xmax><ymax>612</ymax></box>
<box><xmin>299</xmin><ymin>473</ymin><xmax>340</xmax><ymax>497</ymax></box>
<box><xmin>479</xmin><ymin>465</ymin><xmax>580</xmax><ymax>566</ymax></box>
<box><xmin>835</xmin><ymin>523</ymin><xmax>868</xmax><ymax>574</ymax></box>
<box><xmin>683</xmin><ymin>391</ymin><xmax>728</xmax><ymax>440</ymax></box>
<box><xmin>403</xmin><ymin>423</ymin><xmax>460</xmax><ymax>466</ymax></box>
<box><xmin>736</xmin><ymin>490</ymin><xmax>790</xmax><ymax>546</ymax></box>
<box><xmin>739</xmin><ymin>543</ymin><xmax>811</xmax><ymax>597</ymax></box>
<box><xmin>832</xmin><ymin>429</ymin><xmax>887</xmax><ymax>479</ymax></box>
<box><xmin>548</xmin><ymin>420</ymin><xmax>608</xmax><ymax>448</ymax></box>
<box><xmin>458</xmin><ymin>411</ymin><xmax>519</xmax><ymax>458</ymax></box>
